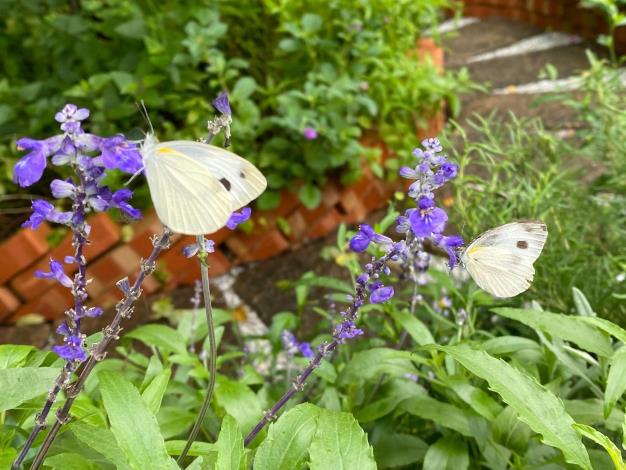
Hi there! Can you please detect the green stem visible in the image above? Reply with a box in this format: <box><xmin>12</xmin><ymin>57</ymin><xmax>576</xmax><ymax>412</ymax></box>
<box><xmin>177</xmin><ymin>235</ymin><xmax>218</xmax><ymax>464</ymax></box>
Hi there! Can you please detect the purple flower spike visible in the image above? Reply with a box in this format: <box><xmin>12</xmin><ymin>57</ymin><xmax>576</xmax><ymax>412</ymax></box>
<box><xmin>335</xmin><ymin>320</ymin><xmax>363</xmax><ymax>341</ymax></box>
<box><xmin>226</xmin><ymin>207</ymin><xmax>252</xmax><ymax>230</ymax></box>
<box><xmin>55</xmin><ymin>104</ymin><xmax>89</xmax><ymax>124</ymax></box>
<box><xmin>399</xmin><ymin>166</ymin><xmax>418</xmax><ymax>179</ymax></box>
<box><xmin>213</xmin><ymin>92</ymin><xmax>232</xmax><ymax>116</ymax></box>
<box><xmin>35</xmin><ymin>259</ymin><xmax>73</xmax><ymax>288</ymax></box>
<box><xmin>303</xmin><ymin>127</ymin><xmax>318</xmax><ymax>140</ymax></box>
<box><xmin>370</xmin><ymin>286</ymin><xmax>394</xmax><ymax>304</ymax></box>
<box><xmin>53</xmin><ymin>335</ymin><xmax>86</xmax><ymax>362</ymax></box>
<box><xmin>99</xmin><ymin>135</ymin><xmax>143</xmax><ymax>174</ymax></box>
<box><xmin>409</xmin><ymin>205</ymin><xmax>447</xmax><ymax>238</ymax></box>
<box><xmin>22</xmin><ymin>199</ymin><xmax>72</xmax><ymax>229</ymax></box>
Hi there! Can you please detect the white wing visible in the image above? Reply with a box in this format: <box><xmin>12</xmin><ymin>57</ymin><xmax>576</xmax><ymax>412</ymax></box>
<box><xmin>461</xmin><ymin>222</ymin><xmax>548</xmax><ymax>298</ymax></box>
<box><xmin>143</xmin><ymin>146</ymin><xmax>234</xmax><ymax>235</ymax></box>
<box><xmin>157</xmin><ymin>141</ymin><xmax>267</xmax><ymax>211</ymax></box>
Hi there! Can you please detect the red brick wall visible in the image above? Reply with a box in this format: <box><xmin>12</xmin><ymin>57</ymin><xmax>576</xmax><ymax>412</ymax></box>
<box><xmin>461</xmin><ymin>0</ymin><xmax>626</xmax><ymax>54</ymax></box>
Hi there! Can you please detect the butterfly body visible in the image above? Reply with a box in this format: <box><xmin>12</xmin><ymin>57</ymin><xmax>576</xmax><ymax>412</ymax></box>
<box><xmin>461</xmin><ymin>221</ymin><xmax>548</xmax><ymax>298</ymax></box>
<box><xmin>142</xmin><ymin>133</ymin><xmax>266</xmax><ymax>235</ymax></box>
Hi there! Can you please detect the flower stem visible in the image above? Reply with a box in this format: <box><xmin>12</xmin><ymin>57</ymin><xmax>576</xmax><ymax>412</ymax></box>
<box><xmin>177</xmin><ymin>235</ymin><xmax>218</xmax><ymax>464</ymax></box>
<box><xmin>28</xmin><ymin>228</ymin><xmax>172</xmax><ymax>470</ymax></box>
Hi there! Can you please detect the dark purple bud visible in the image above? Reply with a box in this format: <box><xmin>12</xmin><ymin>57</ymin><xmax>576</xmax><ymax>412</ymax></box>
<box><xmin>213</xmin><ymin>92</ymin><xmax>232</xmax><ymax>116</ymax></box>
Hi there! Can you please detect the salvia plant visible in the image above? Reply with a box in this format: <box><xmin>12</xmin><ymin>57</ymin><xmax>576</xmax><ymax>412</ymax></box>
<box><xmin>4</xmin><ymin>103</ymin><xmax>626</xmax><ymax>469</ymax></box>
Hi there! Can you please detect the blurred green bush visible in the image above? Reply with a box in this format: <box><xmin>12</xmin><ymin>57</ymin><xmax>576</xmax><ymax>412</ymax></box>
<box><xmin>0</xmin><ymin>0</ymin><xmax>471</xmax><ymax>209</ymax></box>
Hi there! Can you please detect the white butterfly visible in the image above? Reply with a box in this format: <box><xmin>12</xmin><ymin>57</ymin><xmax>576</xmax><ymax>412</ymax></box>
<box><xmin>141</xmin><ymin>133</ymin><xmax>267</xmax><ymax>235</ymax></box>
<box><xmin>461</xmin><ymin>221</ymin><xmax>548</xmax><ymax>298</ymax></box>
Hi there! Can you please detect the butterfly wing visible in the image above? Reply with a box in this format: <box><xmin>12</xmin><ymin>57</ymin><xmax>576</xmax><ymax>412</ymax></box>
<box><xmin>159</xmin><ymin>141</ymin><xmax>267</xmax><ymax>211</ymax></box>
<box><xmin>462</xmin><ymin>222</ymin><xmax>548</xmax><ymax>298</ymax></box>
<box><xmin>144</xmin><ymin>145</ymin><xmax>234</xmax><ymax>235</ymax></box>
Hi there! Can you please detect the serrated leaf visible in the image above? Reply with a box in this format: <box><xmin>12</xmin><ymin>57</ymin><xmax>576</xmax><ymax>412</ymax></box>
<box><xmin>99</xmin><ymin>371</ymin><xmax>177</xmax><ymax>469</ymax></box>
<box><xmin>605</xmin><ymin>349</ymin><xmax>626</xmax><ymax>418</ymax></box>
<box><xmin>493</xmin><ymin>308</ymin><xmax>612</xmax><ymax>357</ymax></box>
<box><xmin>338</xmin><ymin>348</ymin><xmax>417</xmax><ymax>386</ymax></box>
<box><xmin>43</xmin><ymin>452</ymin><xmax>101</xmax><ymax>470</ymax></box>
<box><xmin>579</xmin><ymin>317</ymin><xmax>626</xmax><ymax>345</ymax></box>
<box><xmin>440</xmin><ymin>344</ymin><xmax>591</xmax><ymax>470</ymax></box>
<box><xmin>254</xmin><ymin>403</ymin><xmax>320</xmax><ymax>469</ymax></box>
<box><xmin>309</xmin><ymin>408</ymin><xmax>376</xmax><ymax>470</ymax></box>
<box><xmin>0</xmin><ymin>367</ymin><xmax>60</xmax><ymax>412</ymax></box>
<box><xmin>216</xmin><ymin>415</ymin><xmax>245</xmax><ymax>470</ymax></box>
<box><xmin>423</xmin><ymin>436</ymin><xmax>469</xmax><ymax>470</ymax></box>
<box><xmin>399</xmin><ymin>395</ymin><xmax>479</xmax><ymax>437</ymax></box>
<box><xmin>574</xmin><ymin>424</ymin><xmax>625</xmax><ymax>470</ymax></box>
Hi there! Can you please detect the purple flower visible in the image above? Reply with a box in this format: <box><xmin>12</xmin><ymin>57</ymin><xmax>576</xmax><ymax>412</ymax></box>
<box><xmin>182</xmin><ymin>239</ymin><xmax>215</xmax><ymax>258</ymax></box>
<box><xmin>111</xmin><ymin>189</ymin><xmax>141</xmax><ymax>219</ymax></box>
<box><xmin>55</xmin><ymin>104</ymin><xmax>89</xmax><ymax>125</ymax></box>
<box><xmin>399</xmin><ymin>166</ymin><xmax>418</xmax><ymax>179</ymax></box>
<box><xmin>349</xmin><ymin>224</ymin><xmax>391</xmax><ymax>253</ymax></box>
<box><xmin>434</xmin><ymin>234</ymin><xmax>464</xmax><ymax>268</ymax></box>
<box><xmin>83</xmin><ymin>307</ymin><xmax>103</xmax><ymax>318</ymax></box>
<box><xmin>422</xmin><ymin>137</ymin><xmax>443</xmax><ymax>153</ymax></box>
<box><xmin>50</xmin><ymin>179</ymin><xmax>76</xmax><ymax>199</ymax></box>
<box><xmin>298</xmin><ymin>342</ymin><xmax>314</xmax><ymax>358</ymax></box>
<box><xmin>370</xmin><ymin>286</ymin><xmax>394</xmax><ymax>303</ymax></box>
<box><xmin>356</xmin><ymin>273</ymin><xmax>369</xmax><ymax>285</ymax></box>
<box><xmin>226</xmin><ymin>207</ymin><xmax>251</xmax><ymax>230</ymax></box>
<box><xmin>52</xmin><ymin>335</ymin><xmax>86</xmax><ymax>362</ymax></box>
<box><xmin>335</xmin><ymin>320</ymin><xmax>363</xmax><ymax>341</ymax></box>
<box><xmin>441</xmin><ymin>162</ymin><xmax>458</xmax><ymax>179</ymax></box>
<box><xmin>35</xmin><ymin>259</ymin><xmax>73</xmax><ymax>288</ymax></box>
<box><xmin>99</xmin><ymin>135</ymin><xmax>143</xmax><ymax>174</ymax></box>
<box><xmin>22</xmin><ymin>199</ymin><xmax>72</xmax><ymax>229</ymax></box>
<box><xmin>303</xmin><ymin>127</ymin><xmax>318</xmax><ymax>140</ymax></box>
<box><xmin>409</xmin><ymin>205</ymin><xmax>447</xmax><ymax>238</ymax></box>
<box><xmin>213</xmin><ymin>92</ymin><xmax>232</xmax><ymax>116</ymax></box>
<box><xmin>13</xmin><ymin>136</ymin><xmax>64</xmax><ymax>187</ymax></box>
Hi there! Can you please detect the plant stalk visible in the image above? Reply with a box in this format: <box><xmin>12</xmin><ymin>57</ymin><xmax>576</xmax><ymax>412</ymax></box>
<box><xmin>28</xmin><ymin>228</ymin><xmax>172</xmax><ymax>470</ymax></box>
<box><xmin>177</xmin><ymin>235</ymin><xmax>218</xmax><ymax>464</ymax></box>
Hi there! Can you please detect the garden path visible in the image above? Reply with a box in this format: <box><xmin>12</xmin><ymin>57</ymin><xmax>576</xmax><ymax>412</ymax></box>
<box><xmin>0</xmin><ymin>15</ymin><xmax>607</xmax><ymax>346</ymax></box>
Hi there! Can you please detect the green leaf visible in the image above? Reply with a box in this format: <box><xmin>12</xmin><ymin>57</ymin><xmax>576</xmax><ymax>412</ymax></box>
<box><xmin>423</xmin><ymin>436</ymin><xmax>469</xmax><ymax>470</ymax></box>
<box><xmin>214</xmin><ymin>376</ymin><xmax>263</xmax><ymax>433</ymax></box>
<box><xmin>99</xmin><ymin>371</ymin><xmax>177</xmax><ymax>469</ymax></box>
<box><xmin>71</xmin><ymin>422</ymin><xmax>132</xmax><ymax>470</ymax></box>
<box><xmin>298</xmin><ymin>184</ymin><xmax>321</xmax><ymax>209</ymax></box>
<box><xmin>125</xmin><ymin>325</ymin><xmax>187</xmax><ymax>355</ymax></box>
<box><xmin>605</xmin><ymin>349</ymin><xmax>626</xmax><ymax>418</ymax></box>
<box><xmin>579</xmin><ymin>317</ymin><xmax>626</xmax><ymax>345</ymax></box>
<box><xmin>142</xmin><ymin>368</ymin><xmax>171</xmax><ymax>415</ymax></box>
<box><xmin>254</xmin><ymin>403</ymin><xmax>320</xmax><ymax>469</ymax></box>
<box><xmin>373</xmin><ymin>433</ymin><xmax>427</xmax><ymax>469</ymax></box>
<box><xmin>399</xmin><ymin>395</ymin><xmax>478</xmax><ymax>437</ymax></box>
<box><xmin>216</xmin><ymin>415</ymin><xmax>245</xmax><ymax>470</ymax></box>
<box><xmin>0</xmin><ymin>345</ymin><xmax>33</xmax><ymax>368</ymax></box>
<box><xmin>0</xmin><ymin>449</ymin><xmax>16</xmax><ymax>469</ymax></box>
<box><xmin>443</xmin><ymin>375</ymin><xmax>502</xmax><ymax>420</ymax></box>
<box><xmin>389</xmin><ymin>310</ymin><xmax>434</xmax><ymax>346</ymax></box>
<box><xmin>44</xmin><ymin>452</ymin><xmax>101</xmax><ymax>470</ymax></box>
<box><xmin>493</xmin><ymin>308</ymin><xmax>612</xmax><ymax>357</ymax></box>
<box><xmin>301</xmin><ymin>14</ymin><xmax>323</xmax><ymax>33</ymax></box>
<box><xmin>232</xmin><ymin>77</ymin><xmax>257</xmax><ymax>100</ymax></box>
<box><xmin>573</xmin><ymin>424</ymin><xmax>625</xmax><ymax>470</ymax></box>
<box><xmin>309</xmin><ymin>408</ymin><xmax>376</xmax><ymax>470</ymax></box>
<box><xmin>0</xmin><ymin>367</ymin><xmax>60</xmax><ymax>412</ymax></box>
<box><xmin>573</xmin><ymin>287</ymin><xmax>595</xmax><ymax>316</ymax></box>
<box><xmin>165</xmin><ymin>440</ymin><xmax>216</xmax><ymax>458</ymax></box>
<box><xmin>564</xmin><ymin>399</ymin><xmax>624</xmax><ymax>432</ymax></box>
<box><xmin>338</xmin><ymin>348</ymin><xmax>417</xmax><ymax>386</ymax></box>
<box><xmin>439</xmin><ymin>344</ymin><xmax>592</xmax><ymax>470</ymax></box>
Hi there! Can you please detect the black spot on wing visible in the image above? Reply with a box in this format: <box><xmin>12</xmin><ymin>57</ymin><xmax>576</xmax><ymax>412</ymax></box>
<box><xmin>220</xmin><ymin>178</ymin><xmax>231</xmax><ymax>191</ymax></box>
<box><xmin>239</xmin><ymin>171</ymin><xmax>246</xmax><ymax>179</ymax></box>
<box><xmin>517</xmin><ymin>240</ymin><xmax>529</xmax><ymax>249</ymax></box>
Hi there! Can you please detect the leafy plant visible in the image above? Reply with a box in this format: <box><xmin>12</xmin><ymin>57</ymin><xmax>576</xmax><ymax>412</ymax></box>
<box><xmin>579</xmin><ymin>0</ymin><xmax>626</xmax><ymax>62</ymax></box>
<box><xmin>0</xmin><ymin>0</ymin><xmax>472</xmax><ymax>209</ymax></box>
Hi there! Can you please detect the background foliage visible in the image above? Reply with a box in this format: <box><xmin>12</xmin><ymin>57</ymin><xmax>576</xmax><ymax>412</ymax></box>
<box><xmin>0</xmin><ymin>0</ymin><xmax>471</xmax><ymax>210</ymax></box>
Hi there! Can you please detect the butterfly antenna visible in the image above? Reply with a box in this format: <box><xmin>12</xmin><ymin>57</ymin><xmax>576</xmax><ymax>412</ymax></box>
<box><xmin>136</xmin><ymin>100</ymin><xmax>154</xmax><ymax>134</ymax></box>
